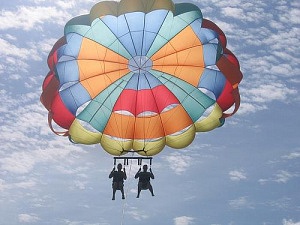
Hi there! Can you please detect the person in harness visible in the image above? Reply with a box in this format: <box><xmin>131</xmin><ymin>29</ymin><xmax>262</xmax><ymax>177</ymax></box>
<box><xmin>109</xmin><ymin>163</ymin><xmax>127</xmax><ymax>200</ymax></box>
<box><xmin>135</xmin><ymin>164</ymin><xmax>155</xmax><ymax>198</ymax></box>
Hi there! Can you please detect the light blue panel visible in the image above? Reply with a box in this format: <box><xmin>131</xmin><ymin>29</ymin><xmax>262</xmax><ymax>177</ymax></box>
<box><xmin>60</xmin><ymin>82</ymin><xmax>91</xmax><ymax>115</ymax></box>
<box><xmin>55</xmin><ymin>60</ymin><xmax>79</xmax><ymax>86</ymax></box>
<box><xmin>199</xmin><ymin>69</ymin><xmax>226</xmax><ymax>99</ymax></box>
<box><xmin>142</xmin><ymin>32</ymin><xmax>157</xmax><ymax>55</ymax></box>
<box><xmin>125</xmin><ymin>73</ymin><xmax>139</xmax><ymax>90</ymax></box>
<box><xmin>125</xmin><ymin>12</ymin><xmax>145</xmax><ymax>32</ymax></box>
<box><xmin>101</xmin><ymin>15</ymin><xmax>129</xmax><ymax>37</ymax></box>
<box><xmin>131</xmin><ymin>31</ymin><xmax>144</xmax><ymax>56</ymax></box>
<box><xmin>119</xmin><ymin>33</ymin><xmax>136</xmax><ymax>57</ymax></box>
<box><xmin>203</xmin><ymin>43</ymin><xmax>218</xmax><ymax>66</ymax></box>
<box><xmin>190</xmin><ymin>21</ymin><xmax>219</xmax><ymax>44</ymax></box>
<box><xmin>144</xmin><ymin>71</ymin><xmax>163</xmax><ymax>89</ymax></box>
<box><xmin>125</xmin><ymin>72</ymin><xmax>161</xmax><ymax>90</ymax></box>
<box><xmin>137</xmin><ymin>73</ymin><xmax>151</xmax><ymax>90</ymax></box>
<box><xmin>145</xmin><ymin>10</ymin><xmax>169</xmax><ymax>33</ymax></box>
<box><xmin>64</xmin><ymin>33</ymin><xmax>83</xmax><ymax>57</ymax></box>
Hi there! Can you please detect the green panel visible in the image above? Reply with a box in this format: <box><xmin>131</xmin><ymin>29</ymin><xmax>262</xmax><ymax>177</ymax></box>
<box><xmin>151</xmin><ymin>70</ymin><xmax>215</xmax><ymax>122</ymax></box>
<box><xmin>64</xmin><ymin>25</ymin><xmax>91</xmax><ymax>36</ymax></box>
<box><xmin>109</xmin><ymin>40</ymin><xmax>132</xmax><ymax>59</ymax></box>
<box><xmin>64</xmin><ymin>15</ymin><xmax>91</xmax><ymax>35</ymax></box>
<box><xmin>77</xmin><ymin>73</ymin><xmax>133</xmax><ymax>131</ymax></box>
<box><xmin>86</xmin><ymin>19</ymin><xmax>118</xmax><ymax>47</ymax></box>
<box><xmin>66</xmin><ymin>18</ymin><xmax>131</xmax><ymax>59</ymax></box>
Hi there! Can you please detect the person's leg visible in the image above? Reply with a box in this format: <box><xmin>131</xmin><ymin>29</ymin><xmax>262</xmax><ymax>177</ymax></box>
<box><xmin>120</xmin><ymin>186</ymin><xmax>125</xmax><ymax>199</ymax></box>
<box><xmin>136</xmin><ymin>183</ymin><xmax>141</xmax><ymax>198</ymax></box>
<box><xmin>112</xmin><ymin>182</ymin><xmax>117</xmax><ymax>200</ymax></box>
<box><xmin>148</xmin><ymin>184</ymin><xmax>154</xmax><ymax>196</ymax></box>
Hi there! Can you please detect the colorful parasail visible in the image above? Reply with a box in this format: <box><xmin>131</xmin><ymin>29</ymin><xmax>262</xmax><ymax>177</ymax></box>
<box><xmin>40</xmin><ymin>0</ymin><xmax>243</xmax><ymax>156</ymax></box>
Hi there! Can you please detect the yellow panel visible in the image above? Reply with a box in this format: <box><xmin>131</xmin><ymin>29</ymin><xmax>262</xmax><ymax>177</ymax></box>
<box><xmin>100</xmin><ymin>134</ymin><xmax>132</xmax><ymax>156</ymax></box>
<box><xmin>166</xmin><ymin>125</ymin><xmax>195</xmax><ymax>149</ymax></box>
<box><xmin>161</xmin><ymin>105</ymin><xmax>193</xmax><ymax>135</ymax></box>
<box><xmin>195</xmin><ymin>104</ymin><xmax>223</xmax><ymax>132</ymax></box>
<box><xmin>133</xmin><ymin>138</ymin><xmax>166</xmax><ymax>156</ymax></box>
<box><xmin>69</xmin><ymin>119</ymin><xmax>102</xmax><ymax>144</ymax></box>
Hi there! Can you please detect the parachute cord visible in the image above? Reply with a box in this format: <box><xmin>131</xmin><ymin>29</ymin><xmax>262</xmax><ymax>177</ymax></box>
<box><xmin>120</xmin><ymin>153</ymin><xmax>134</xmax><ymax>225</ymax></box>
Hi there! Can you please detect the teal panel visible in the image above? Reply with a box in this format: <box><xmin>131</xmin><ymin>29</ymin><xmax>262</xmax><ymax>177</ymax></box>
<box><xmin>109</xmin><ymin>40</ymin><xmax>132</xmax><ymax>59</ymax></box>
<box><xmin>150</xmin><ymin>70</ymin><xmax>215</xmax><ymax>122</ymax></box>
<box><xmin>77</xmin><ymin>72</ymin><xmax>133</xmax><ymax>131</ymax></box>
<box><xmin>86</xmin><ymin>19</ymin><xmax>118</xmax><ymax>47</ymax></box>
<box><xmin>64</xmin><ymin>15</ymin><xmax>91</xmax><ymax>35</ymax></box>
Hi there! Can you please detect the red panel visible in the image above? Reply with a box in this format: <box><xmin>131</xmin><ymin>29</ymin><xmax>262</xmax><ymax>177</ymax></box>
<box><xmin>51</xmin><ymin>93</ymin><xmax>75</xmax><ymax>129</ymax></box>
<box><xmin>217</xmin><ymin>81</ymin><xmax>234</xmax><ymax>111</ymax></box>
<box><xmin>113</xmin><ymin>89</ymin><xmax>137</xmax><ymax>115</ymax></box>
<box><xmin>113</xmin><ymin>86</ymin><xmax>180</xmax><ymax>116</ymax></box>
<box><xmin>47</xmin><ymin>36</ymin><xmax>66</xmax><ymax>70</ymax></box>
<box><xmin>40</xmin><ymin>72</ymin><xmax>59</xmax><ymax>111</ymax></box>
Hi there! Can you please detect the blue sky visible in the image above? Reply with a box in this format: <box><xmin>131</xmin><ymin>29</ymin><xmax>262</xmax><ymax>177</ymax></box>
<box><xmin>0</xmin><ymin>0</ymin><xmax>299</xmax><ymax>225</ymax></box>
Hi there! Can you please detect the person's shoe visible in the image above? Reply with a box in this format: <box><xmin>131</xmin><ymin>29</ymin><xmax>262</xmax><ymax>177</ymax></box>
<box><xmin>112</xmin><ymin>197</ymin><xmax>115</xmax><ymax>200</ymax></box>
<box><xmin>136</xmin><ymin>195</ymin><xmax>139</xmax><ymax>198</ymax></box>
<box><xmin>122</xmin><ymin>196</ymin><xmax>125</xmax><ymax>199</ymax></box>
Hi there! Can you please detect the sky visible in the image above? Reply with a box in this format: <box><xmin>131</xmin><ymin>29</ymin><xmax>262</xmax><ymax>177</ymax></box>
<box><xmin>0</xmin><ymin>0</ymin><xmax>299</xmax><ymax>225</ymax></box>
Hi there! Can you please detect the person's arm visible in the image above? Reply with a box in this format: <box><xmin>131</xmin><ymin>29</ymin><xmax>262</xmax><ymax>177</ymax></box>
<box><xmin>123</xmin><ymin>168</ymin><xmax>127</xmax><ymax>180</ymax></box>
<box><xmin>134</xmin><ymin>168</ymin><xmax>141</xmax><ymax>179</ymax></box>
<box><xmin>149</xmin><ymin>168</ymin><xmax>154</xmax><ymax>179</ymax></box>
<box><xmin>109</xmin><ymin>168</ymin><xmax>115</xmax><ymax>178</ymax></box>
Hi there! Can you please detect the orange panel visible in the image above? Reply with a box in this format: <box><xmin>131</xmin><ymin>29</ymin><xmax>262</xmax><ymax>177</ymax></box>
<box><xmin>78</xmin><ymin>60</ymin><xmax>129</xmax><ymax>80</ymax></box>
<box><xmin>78</xmin><ymin>37</ymin><xmax>128</xmax><ymax>64</ymax></box>
<box><xmin>151</xmin><ymin>42</ymin><xmax>176</xmax><ymax>61</ymax></box>
<box><xmin>104</xmin><ymin>113</ymin><xmax>165</xmax><ymax>139</ymax></box>
<box><xmin>160</xmin><ymin>105</ymin><xmax>193</xmax><ymax>135</ymax></box>
<box><xmin>104</xmin><ymin>113</ymin><xmax>136</xmax><ymax>139</ymax></box>
<box><xmin>134</xmin><ymin>115</ymin><xmax>165</xmax><ymax>139</ymax></box>
<box><xmin>151</xmin><ymin>26</ymin><xmax>203</xmax><ymax>61</ymax></box>
<box><xmin>81</xmin><ymin>69</ymin><xmax>130</xmax><ymax>98</ymax></box>
<box><xmin>153</xmin><ymin>45</ymin><xmax>204</xmax><ymax>67</ymax></box>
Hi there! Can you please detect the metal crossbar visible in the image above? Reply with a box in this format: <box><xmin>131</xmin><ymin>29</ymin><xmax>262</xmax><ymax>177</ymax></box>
<box><xmin>114</xmin><ymin>156</ymin><xmax>153</xmax><ymax>166</ymax></box>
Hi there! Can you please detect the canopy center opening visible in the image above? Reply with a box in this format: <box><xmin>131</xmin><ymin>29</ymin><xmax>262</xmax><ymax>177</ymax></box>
<box><xmin>128</xmin><ymin>56</ymin><xmax>153</xmax><ymax>73</ymax></box>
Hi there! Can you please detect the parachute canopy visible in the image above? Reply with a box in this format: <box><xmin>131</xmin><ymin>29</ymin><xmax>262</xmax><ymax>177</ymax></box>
<box><xmin>41</xmin><ymin>0</ymin><xmax>243</xmax><ymax>156</ymax></box>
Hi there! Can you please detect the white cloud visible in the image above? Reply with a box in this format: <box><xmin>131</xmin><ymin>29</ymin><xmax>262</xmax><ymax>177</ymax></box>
<box><xmin>229</xmin><ymin>196</ymin><xmax>254</xmax><ymax>209</ymax></box>
<box><xmin>283</xmin><ymin>219</ymin><xmax>300</xmax><ymax>225</ymax></box>
<box><xmin>274</xmin><ymin>170</ymin><xmax>295</xmax><ymax>184</ymax></box>
<box><xmin>163</xmin><ymin>152</ymin><xmax>193</xmax><ymax>175</ymax></box>
<box><xmin>246</xmin><ymin>83</ymin><xmax>297</xmax><ymax>103</ymax></box>
<box><xmin>260</xmin><ymin>170</ymin><xmax>299</xmax><ymax>184</ymax></box>
<box><xmin>174</xmin><ymin>216</ymin><xmax>194</xmax><ymax>225</ymax></box>
<box><xmin>0</xmin><ymin>6</ymin><xmax>71</xmax><ymax>31</ymax></box>
<box><xmin>229</xmin><ymin>170</ymin><xmax>247</xmax><ymax>181</ymax></box>
<box><xmin>282</xmin><ymin>152</ymin><xmax>300</xmax><ymax>160</ymax></box>
<box><xmin>126</xmin><ymin>207</ymin><xmax>149</xmax><ymax>221</ymax></box>
<box><xmin>18</xmin><ymin>213</ymin><xmax>40</xmax><ymax>223</ymax></box>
